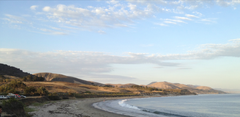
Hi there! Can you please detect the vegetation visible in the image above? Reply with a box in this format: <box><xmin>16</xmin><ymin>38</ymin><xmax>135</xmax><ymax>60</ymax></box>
<box><xmin>0</xmin><ymin>75</ymin><xmax>44</xmax><ymax>82</ymax></box>
<box><xmin>103</xmin><ymin>85</ymin><xmax>114</xmax><ymax>87</ymax></box>
<box><xmin>0</xmin><ymin>75</ymin><xmax>11</xmax><ymax>82</ymax></box>
<box><xmin>21</xmin><ymin>75</ymin><xmax>45</xmax><ymax>81</ymax></box>
<box><xmin>48</xmin><ymin>93</ymin><xmax>61</xmax><ymax>100</ymax></box>
<box><xmin>0</xmin><ymin>80</ymin><xmax>26</xmax><ymax>94</ymax></box>
<box><xmin>131</xmin><ymin>85</ymin><xmax>162</xmax><ymax>91</ymax></box>
<box><xmin>0</xmin><ymin>79</ymin><xmax>49</xmax><ymax>96</ymax></box>
<box><xmin>2</xmin><ymin>98</ymin><xmax>25</xmax><ymax>116</ymax></box>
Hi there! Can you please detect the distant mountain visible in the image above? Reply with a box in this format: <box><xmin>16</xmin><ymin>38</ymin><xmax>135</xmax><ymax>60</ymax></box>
<box><xmin>147</xmin><ymin>81</ymin><xmax>157</xmax><ymax>85</ymax></box>
<box><xmin>0</xmin><ymin>63</ymin><xmax>31</xmax><ymax>77</ymax></box>
<box><xmin>215</xmin><ymin>88</ymin><xmax>240</xmax><ymax>94</ymax></box>
<box><xmin>148</xmin><ymin>82</ymin><xmax>180</xmax><ymax>89</ymax></box>
<box><xmin>34</xmin><ymin>72</ymin><xmax>103</xmax><ymax>86</ymax></box>
<box><xmin>148</xmin><ymin>82</ymin><xmax>226</xmax><ymax>94</ymax></box>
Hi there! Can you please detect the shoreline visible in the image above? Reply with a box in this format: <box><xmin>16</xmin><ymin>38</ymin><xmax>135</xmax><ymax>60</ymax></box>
<box><xmin>28</xmin><ymin>94</ymin><xmax>192</xmax><ymax>117</ymax></box>
<box><xmin>28</xmin><ymin>96</ymin><xmax>158</xmax><ymax>117</ymax></box>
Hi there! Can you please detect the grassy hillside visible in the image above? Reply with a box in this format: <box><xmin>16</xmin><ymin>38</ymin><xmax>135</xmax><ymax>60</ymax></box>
<box><xmin>34</xmin><ymin>73</ymin><xmax>103</xmax><ymax>86</ymax></box>
<box><xmin>23</xmin><ymin>81</ymin><xmax>195</xmax><ymax>95</ymax></box>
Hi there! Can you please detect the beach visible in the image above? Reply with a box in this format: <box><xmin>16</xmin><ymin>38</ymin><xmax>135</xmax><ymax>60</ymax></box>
<box><xmin>26</xmin><ymin>94</ymin><xmax>240</xmax><ymax>117</ymax></box>
<box><xmin>28</xmin><ymin>97</ymin><xmax>137</xmax><ymax>117</ymax></box>
<box><xmin>28</xmin><ymin>95</ymin><xmax>169</xmax><ymax>117</ymax></box>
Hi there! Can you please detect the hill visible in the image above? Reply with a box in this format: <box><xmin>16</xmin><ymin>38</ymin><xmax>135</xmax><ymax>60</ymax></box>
<box><xmin>34</xmin><ymin>73</ymin><xmax>103</xmax><ymax>86</ymax></box>
<box><xmin>22</xmin><ymin>81</ymin><xmax>195</xmax><ymax>95</ymax></box>
<box><xmin>0</xmin><ymin>63</ymin><xmax>225</xmax><ymax>95</ymax></box>
<box><xmin>0</xmin><ymin>63</ymin><xmax>31</xmax><ymax>77</ymax></box>
<box><xmin>105</xmin><ymin>83</ymin><xmax>138</xmax><ymax>88</ymax></box>
<box><xmin>148</xmin><ymin>82</ymin><xmax>226</xmax><ymax>94</ymax></box>
<box><xmin>148</xmin><ymin>82</ymin><xmax>180</xmax><ymax>89</ymax></box>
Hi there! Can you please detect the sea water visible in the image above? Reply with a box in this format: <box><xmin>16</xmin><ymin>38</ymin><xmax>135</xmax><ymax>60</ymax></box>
<box><xmin>123</xmin><ymin>94</ymin><xmax>240</xmax><ymax>117</ymax></box>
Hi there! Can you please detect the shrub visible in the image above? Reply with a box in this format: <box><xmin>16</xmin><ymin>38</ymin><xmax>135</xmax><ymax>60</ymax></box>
<box><xmin>48</xmin><ymin>96</ymin><xmax>61</xmax><ymax>100</ymax></box>
<box><xmin>37</xmin><ymin>87</ymin><xmax>49</xmax><ymax>96</ymax></box>
<box><xmin>2</xmin><ymin>98</ymin><xmax>25</xmax><ymax>116</ymax></box>
<box><xmin>24</xmin><ymin>86</ymin><xmax>37</xmax><ymax>95</ymax></box>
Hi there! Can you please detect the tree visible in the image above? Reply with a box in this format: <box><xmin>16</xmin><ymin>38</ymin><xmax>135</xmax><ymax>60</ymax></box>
<box><xmin>33</xmin><ymin>76</ymin><xmax>38</xmax><ymax>81</ymax></box>
<box><xmin>37</xmin><ymin>87</ymin><xmax>49</xmax><ymax>96</ymax></box>
<box><xmin>24</xmin><ymin>86</ymin><xmax>37</xmax><ymax>95</ymax></box>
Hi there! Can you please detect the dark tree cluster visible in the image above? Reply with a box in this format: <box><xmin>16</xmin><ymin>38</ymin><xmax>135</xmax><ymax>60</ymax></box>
<box><xmin>24</xmin><ymin>86</ymin><xmax>49</xmax><ymax>96</ymax></box>
<box><xmin>21</xmin><ymin>75</ymin><xmax>45</xmax><ymax>81</ymax></box>
<box><xmin>131</xmin><ymin>85</ymin><xmax>162</xmax><ymax>91</ymax></box>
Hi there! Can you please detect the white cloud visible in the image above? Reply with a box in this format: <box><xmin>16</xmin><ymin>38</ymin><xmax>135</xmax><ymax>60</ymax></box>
<box><xmin>107</xmin><ymin>0</ymin><xmax>119</xmax><ymax>4</ymax></box>
<box><xmin>30</xmin><ymin>5</ymin><xmax>38</xmax><ymax>10</ymax></box>
<box><xmin>43</xmin><ymin>6</ymin><xmax>51</xmax><ymax>12</ymax></box>
<box><xmin>40</xmin><ymin>28</ymin><xmax>67</xmax><ymax>35</ymax></box>
<box><xmin>156</xmin><ymin>23</ymin><xmax>168</xmax><ymax>26</ymax></box>
<box><xmin>0</xmin><ymin>49</ymin><xmax>178</xmax><ymax>74</ymax></box>
<box><xmin>0</xmin><ymin>39</ymin><xmax>240</xmax><ymax>82</ymax></box>
<box><xmin>2</xmin><ymin>0</ymin><xmax>238</xmax><ymax>34</ymax></box>
<box><xmin>157</xmin><ymin>17</ymin><xmax>186</xmax><ymax>26</ymax></box>
<box><xmin>164</xmin><ymin>21</ymin><xmax>177</xmax><ymax>24</ymax></box>
<box><xmin>157</xmin><ymin>39</ymin><xmax>240</xmax><ymax>60</ymax></box>
<box><xmin>200</xmin><ymin>18</ymin><xmax>217</xmax><ymax>24</ymax></box>
<box><xmin>185</xmin><ymin>14</ymin><xmax>198</xmax><ymax>18</ymax></box>
<box><xmin>37</xmin><ymin>3</ymin><xmax>167</xmax><ymax>31</ymax></box>
<box><xmin>175</xmin><ymin>16</ymin><xmax>192</xmax><ymax>20</ymax></box>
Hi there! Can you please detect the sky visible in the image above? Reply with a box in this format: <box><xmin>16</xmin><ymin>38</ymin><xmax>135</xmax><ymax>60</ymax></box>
<box><xmin>0</xmin><ymin>0</ymin><xmax>240</xmax><ymax>90</ymax></box>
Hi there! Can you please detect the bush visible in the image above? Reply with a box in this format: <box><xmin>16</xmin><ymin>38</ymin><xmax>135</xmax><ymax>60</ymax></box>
<box><xmin>48</xmin><ymin>93</ymin><xmax>61</xmax><ymax>100</ymax></box>
<box><xmin>37</xmin><ymin>87</ymin><xmax>49</xmax><ymax>96</ymax></box>
<box><xmin>61</xmin><ymin>95</ymin><xmax>69</xmax><ymax>99</ymax></box>
<box><xmin>48</xmin><ymin>96</ymin><xmax>61</xmax><ymax>100</ymax></box>
<box><xmin>24</xmin><ymin>86</ymin><xmax>37</xmax><ymax>95</ymax></box>
<box><xmin>2</xmin><ymin>98</ymin><xmax>25</xmax><ymax>116</ymax></box>
<box><xmin>21</xmin><ymin>75</ymin><xmax>45</xmax><ymax>81</ymax></box>
<box><xmin>0</xmin><ymin>80</ymin><xmax>26</xmax><ymax>93</ymax></box>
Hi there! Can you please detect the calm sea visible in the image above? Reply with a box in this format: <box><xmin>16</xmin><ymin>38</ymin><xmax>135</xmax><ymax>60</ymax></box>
<box><xmin>124</xmin><ymin>94</ymin><xmax>240</xmax><ymax>117</ymax></box>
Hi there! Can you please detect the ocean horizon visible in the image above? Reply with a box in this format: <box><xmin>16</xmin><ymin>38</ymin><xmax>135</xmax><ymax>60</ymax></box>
<box><xmin>94</xmin><ymin>94</ymin><xmax>240</xmax><ymax>117</ymax></box>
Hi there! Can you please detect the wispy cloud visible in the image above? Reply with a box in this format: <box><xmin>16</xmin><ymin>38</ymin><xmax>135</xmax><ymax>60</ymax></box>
<box><xmin>157</xmin><ymin>39</ymin><xmax>240</xmax><ymax>60</ymax></box>
<box><xmin>39</xmin><ymin>3</ymin><xmax>166</xmax><ymax>31</ymax></box>
<box><xmin>175</xmin><ymin>16</ymin><xmax>192</xmax><ymax>20</ymax></box>
<box><xmin>200</xmin><ymin>18</ymin><xmax>217</xmax><ymax>24</ymax></box>
<box><xmin>155</xmin><ymin>23</ymin><xmax>168</xmax><ymax>26</ymax></box>
<box><xmin>185</xmin><ymin>14</ymin><xmax>198</xmax><ymax>18</ymax></box>
<box><xmin>2</xmin><ymin>14</ymin><xmax>25</xmax><ymax>24</ymax></box>
<box><xmin>40</xmin><ymin>28</ymin><xmax>67</xmax><ymax>35</ymax></box>
<box><xmin>1</xmin><ymin>0</ymin><xmax>239</xmax><ymax>34</ymax></box>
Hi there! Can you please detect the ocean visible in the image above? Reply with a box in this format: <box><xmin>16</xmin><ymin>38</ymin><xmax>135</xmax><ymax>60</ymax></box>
<box><xmin>93</xmin><ymin>94</ymin><xmax>240</xmax><ymax>117</ymax></box>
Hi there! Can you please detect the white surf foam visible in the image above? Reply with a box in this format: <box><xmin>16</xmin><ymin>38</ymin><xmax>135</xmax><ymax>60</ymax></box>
<box><xmin>118</xmin><ymin>99</ymin><xmax>140</xmax><ymax>110</ymax></box>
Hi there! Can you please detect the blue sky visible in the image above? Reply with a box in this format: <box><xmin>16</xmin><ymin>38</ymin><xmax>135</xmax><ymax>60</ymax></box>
<box><xmin>0</xmin><ymin>0</ymin><xmax>240</xmax><ymax>89</ymax></box>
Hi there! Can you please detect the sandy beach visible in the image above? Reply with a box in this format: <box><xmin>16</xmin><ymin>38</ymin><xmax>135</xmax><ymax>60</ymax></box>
<box><xmin>28</xmin><ymin>97</ymin><xmax>135</xmax><ymax>117</ymax></box>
